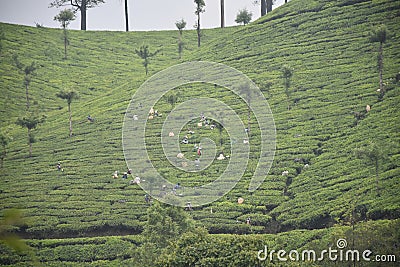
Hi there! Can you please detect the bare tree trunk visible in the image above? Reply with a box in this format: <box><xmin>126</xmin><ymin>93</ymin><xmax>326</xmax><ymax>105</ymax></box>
<box><xmin>197</xmin><ymin>12</ymin><xmax>201</xmax><ymax>47</ymax></box>
<box><xmin>266</xmin><ymin>0</ymin><xmax>273</xmax><ymax>13</ymax></box>
<box><xmin>124</xmin><ymin>0</ymin><xmax>129</xmax><ymax>31</ymax></box>
<box><xmin>1</xmin><ymin>146</ymin><xmax>5</xmax><ymax>168</ymax></box>
<box><xmin>375</xmin><ymin>158</ymin><xmax>380</xmax><ymax>196</ymax></box>
<box><xmin>178</xmin><ymin>32</ymin><xmax>182</xmax><ymax>59</ymax></box>
<box><xmin>285</xmin><ymin>81</ymin><xmax>290</xmax><ymax>110</ymax></box>
<box><xmin>63</xmin><ymin>29</ymin><xmax>67</xmax><ymax>59</ymax></box>
<box><xmin>247</xmin><ymin>98</ymin><xmax>251</xmax><ymax>138</ymax></box>
<box><xmin>261</xmin><ymin>0</ymin><xmax>266</xmax><ymax>16</ymax></box>
<box><xmin>68</xmin><ymin>103</ymin><xmax>72</xmax><ymax>137</ymax></box>
<box><xmin>25</xmin><ymin>82</ymin><xmax>30</xmax><ymax>110</ymax></box>
<box><xmin>220</xmin><ymin>0</ymin><xmax>225</xmax><ymax>28</ymax></box>
<box><xmin>378</xmin><ymin>42</ymin><xmax>384</xmax><ymax>95</ymax></box>
<box><xmin>81</xmin><ymin>0</ymin><xmax>87</xmax><ymax>30</ymax></box>
<box><xmin>28</xmin><ymin>128</ymin><xmax>32</xmax><ymax>157</ymax></box>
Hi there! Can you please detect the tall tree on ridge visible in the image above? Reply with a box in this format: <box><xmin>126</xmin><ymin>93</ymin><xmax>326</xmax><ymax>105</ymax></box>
<box><xmin>261</xmin><ymin>0</ymin><xmax>266</xmax><ymax>16</ymax></box>
<box><xmin>254</xmin><ymin>0</ymin><xmax>274</xmax><ymax>16</ymax></box>
<box><xmin>54</xmin><ymin>9</ymin><xmax>75</xmax><ymax>59</ymax></box>
<box><xmin>220</xmin><ymin>0</ymin><xmax>225</xmax><ymax>28</ymax></box>
<box><xmin>120</xmin><ymin>0</ymin><xmax>129</xmax><ymax>31</ymax></box>
<box><xmin>253</xmin><ymin>0</ymin><xmax>266</xmax><ymax>16</ymax></box>
<box><xmin>125</xmin><ymin>0</ymin><xmax>129</xmax><ymax>31</ymax></box>
<box><xmin>175</xmin><ymin>19</ymin><xmax>187</xmax><ymax>59</ymax></box>
<box><xmin>49</xmin><ymin>0</ymin><xmax>105</xmax><ymax>30</ymax></box>
<box><xmin>194</xmin><ymin>0</ymin><xmax>205</xmax><ymax>47</ymax></box>
<box><xmin>266</xmin><ymin>0</ymin><xmax>273</xmax><ymax>13</ymax></box>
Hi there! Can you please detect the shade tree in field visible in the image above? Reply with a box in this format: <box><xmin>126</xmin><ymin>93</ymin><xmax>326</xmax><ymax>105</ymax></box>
<box><xmin>135</xmin><ymin>45</ymin><xmax>160</xmax><ymax>75</ymax></box>
<box><xmin>235</xmin><ymin>9</ymin><xmax>252</xmax><ymax>25</ymax></box>
<box><xmin>15</xmin><ymin>113</ymin><xmax>45</xmax><ymax>157</ymax></box>
<box><xmin>369</xmin><ymin>24</ymin><xmax>388</xmax><ymax>99</ymax></box>
<box><xmin>355</xmin><ymin>141</ymin><xmax>385</xmax><ymax>196</ymax></box>
<box><xmin>49</xmin><ymin>0</ymin><xmax>105</xmax><ymax>30</ymax></box>
<box><xmin>194</xmin><ymin>0</ymin><xmax>205</xmax><ymax>47</ymax></box>
<box><xmin>166</xmin><ymin>92</ymin><xmax>178</xmax><ymax>108</ymax></box>
<box><xmin>56</xmin><ymin>90</ymin><xmax>79</xmax><ymax>137</ymax></box>
<box><xmin>0</xmin><ymin>133</ymin><xmax>12</xmax><ymax>168</ymax></box>
<box><xmin>175</xmin><ymin>19</ymin><xmax>186</xmax><ymax>59</ymax></box>
<box><xmin>54</xmin><ymin>9</ymin><xmax>75</xmax><ymax>59</ymax></box>
<box><xmin>13</xmin><ymin>55</ymin><xmax>37</xmax><ymax>110</ymax></box>
<box><xmin>238</xmin><ymin>82</ymin><xmax>252</xmax><ymax>137</ymax></box>
<box><xmin>281</xmin><ymin>65</ymin><xmax>294</xmax><ymax>110</ymax></box>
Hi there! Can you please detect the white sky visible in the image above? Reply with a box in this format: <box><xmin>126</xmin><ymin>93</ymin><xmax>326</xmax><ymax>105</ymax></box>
<box><xmin>0</xmin><ymin>0</ymin><xmax>285</xmax><ymax>31</ymax></box>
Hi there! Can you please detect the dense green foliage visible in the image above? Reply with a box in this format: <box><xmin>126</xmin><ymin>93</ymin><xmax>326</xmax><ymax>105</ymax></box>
<box><xmin>134</xmin><ymin>45</ymin><xmax>160</xmax><ymax>75</ymax></box>
<box><xmin>1</xmin><ymin>218</ymin><xmax>398</xmax><ymax>266</ymax></box>
<box><xmin>0</xmin><ymin>0</ymin><xmax>399</xmax><ymax>265</ymax></box>
<box><xmin>235</xmin><ymin>9</ymin><xmax>253</xmax><ymax>25</ymax></box>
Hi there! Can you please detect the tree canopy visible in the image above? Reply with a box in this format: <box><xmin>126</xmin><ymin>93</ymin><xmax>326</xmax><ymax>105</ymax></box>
<box><xmin>16</xmin><ymin>113</ymin><xmax>46</xmax><ymax>157</ymax></box>
<box><xmin>370</xmin><ymin>24</ymin><xmax>388</xmax><ymax>44</ymax></box>
<box><xmin>235</xmin><ymin>9</ymin><xmax>253</xmax><ymax>25</ymax></box>
<box><xmin>49</xmin><ymin>0</ymin><xmax>105</xmax><ymax>30</ymax></box>
<box><xmin>56</xmin><ymin>90</ymin><xmax>79</xmax><ymax>105</ymax></box>
<box><xmin>54</xmin><ymin>9</ymin><xmax>75</xmax><ymax>29</ymax></box>
<box><xmin>194</xmin><ymin>0</ymin><xmax>206</xmax><ymax>47</ymax></box>
<box><xmin>135</xmin><ymin>45</ymin><xmax>160</xmax><ymax>75</ymax></box>
<box><xmin>175</xmin><ymin>19</ymin><xmax>187</xmax><ymax>35</ymax></box>
<box><xmin>50</xmin><ymin>0</ymin><xmax>105</xmax><ymax>9</ymax></box>
<box><xmin>194</xmin><ymin>0</ymin><xmax>206</xmax><ymax>15</ymax></box>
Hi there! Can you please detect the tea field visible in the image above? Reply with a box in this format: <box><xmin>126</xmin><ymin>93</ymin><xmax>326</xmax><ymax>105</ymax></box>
<box><xmin>0</xmin><ymin>0</ymin><xmax>399</xmax><ymax>265</ymax></box>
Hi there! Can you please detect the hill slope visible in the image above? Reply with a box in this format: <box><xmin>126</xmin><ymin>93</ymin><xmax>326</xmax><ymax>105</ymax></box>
<box><xmin>190</xmin><ymin>0</ymin><xmax>400</xmax><ymax>231</ymax></box>
<box><xmin>0</xmin><ymin>0</ymin><xmax>399</xmax><ymax>241</ymax></box>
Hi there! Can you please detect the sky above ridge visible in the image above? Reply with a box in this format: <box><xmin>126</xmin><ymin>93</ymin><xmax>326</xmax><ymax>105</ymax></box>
<box><xmin>0</xmin><ymin>0</ymin><xmax>285</xmax><ymax>31</ymax></box>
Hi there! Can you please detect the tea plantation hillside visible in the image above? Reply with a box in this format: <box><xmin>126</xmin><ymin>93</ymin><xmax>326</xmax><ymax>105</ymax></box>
<box><xmin>189</xmin><ymin>0</ymin><xmax>400</xmax><ymax>231</ymax></box>
<box><xmin>0</xmin><ymin>24</ymin><xmax>239</xmax><ymax>238</ymax></box>
<box><xmin>0</xmin><ymin>0</ymin><xmax>400</xmax><ymax>265</ymax></box>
